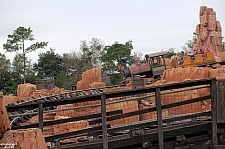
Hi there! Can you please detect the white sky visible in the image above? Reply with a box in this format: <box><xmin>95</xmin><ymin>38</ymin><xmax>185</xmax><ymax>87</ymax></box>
<box><xmin>0</xmin><ymin>0</ymin><xmax>225</xmax><ymax>63</ymax></box>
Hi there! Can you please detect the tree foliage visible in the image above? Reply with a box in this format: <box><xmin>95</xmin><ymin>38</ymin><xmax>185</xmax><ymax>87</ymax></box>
<box><xmin>80</xmin><ymin>38</ymin><xmax>105</xmax><ymax>69</ymax></box>
<box><xmin>164</xmin><ymin>48</ymin><xmax>177</xmax><ymax>58</ymax></box>
<box><xmin>3</xmin><ymin>27</ymin><xmax>48</xmax><ymax>83</ymax></box>
<box><xmin>101</xmin><ymin>40</ymin><xmax>134</xmax><ymax>85</ymax></box>
<box><xmin>0</xmin><ymin>53</ymin><xmax>14</xmax><ymax>95</ymax></box>
<box><xmin>34</xmin><ymin>48</ymin><xmax>64</xmax><ymax>79</ymax></box>
<box><xmin>12</xmin><ymin>55</ymin><xmax>36</xmax><ymax>84</ymax></box>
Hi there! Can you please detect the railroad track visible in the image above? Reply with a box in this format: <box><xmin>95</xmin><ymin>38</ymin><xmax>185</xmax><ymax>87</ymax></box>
<box><xmin>7</xmin><ymin>88</ymin><xmax>106</xmax><ymax>128</ymax></box>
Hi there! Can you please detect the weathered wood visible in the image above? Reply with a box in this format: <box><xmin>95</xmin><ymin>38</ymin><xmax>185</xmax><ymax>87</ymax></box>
<box><xmin>89</xmin><ymin>111</ymin><xmax>211</xmax><ymax>136</ymax></box>
<box><xmin>52</xmin><ymin>121</ymin><xmax>210</xmax><ymax>149</ymax></box>
<box><xmin>163</xmin><ymin>134</ymin><xmax>210</xmax><ymax>149</ymax></box>
<box><xmin>217</xmin><ymin>81</ymin><xmax>225</xmax><ymax>123</ymax></box>
<box><xmin>38</xmin><ymin>103</ymin><xmax>43</xmax><ymax>132</ymax></box>
<box><xmin>102</xmin><ymin>76</ymin><xmax>111</xmax><ymax>86</ymax></box>
<box><xmin>45</xmin><ymin>125</ymin><xmax>110</xmax><ymax>142</ymax></box>
<box><xmin>101</xmin><ymin>94</ymin><xmax>108</xmax><ymax>149</ymax></box>
<box><xmin>7</xmin><ymin>78</ymin><xmax>214</xmax><ymax>112</ymax></box>
<box><xmin>6</xmin><ymin>94</ymin><xmax>102</xmax><ymax>112</ymax></box>
<box><xmin>156</xmin><ymin>87</ymin><xmax>164</xmax><ymax>149</ymax></box>
<box><xmin>211</xmin><ymin>79</ymin><xmax>218</xmax><ymax>145</ymax></box>
<box><xmin>36</xmin><ymin>77</ymin><xmax>55</xmax><ymax>90</ymax></box>
<box><xmin>89</xmin><ymin>95</ymin><xmax>210</xmax><ymax>125</ymax></box>
<box><xmin>70</xmin><ymin>83</ymin><xmax>76</xmax><ymax>91</ymax></box>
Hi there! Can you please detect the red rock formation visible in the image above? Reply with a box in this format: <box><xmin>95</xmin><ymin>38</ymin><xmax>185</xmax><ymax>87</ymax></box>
<box><xmin>17</xmin><ymin>83</ymin><xmax>36</xmax><ymax>97</ymax></box>
<box><xmin>77</xmin><ymin>68</ymin><xmax>106</xmax><ymax>90</ymax></box>
<box><xmin>193</xmin><ymin>6</ymin><xmax>222</xmax><ymax>56</ymax></box>
<box><xmin>0</xmin><ymin>92</ymin><xmax>10</xmax><ymax>139</ymax></box>
<box><xmin>76</xmin><ymin>80</ymin><xmax>89</xmax><ymax>90</ymax></box>
<box><xmin>0</xmin><ymin>128</ymin><xmax>47</xmax><ymax>149</ymax></box>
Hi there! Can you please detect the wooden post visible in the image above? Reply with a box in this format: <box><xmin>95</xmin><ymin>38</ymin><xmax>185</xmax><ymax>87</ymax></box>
<box><xmin>217</xmin><ymin>81</ymin><xmax>225</xmax><ymax>123</ymax></box>
<box><xmin>211</xmin><ymin>79</ymin><xmax>218</xmax><ymax>145</ymax></box>
<box><xmin>38</xmin><ymin>103</ymin><xmax>44</xmax><ymax>133</ymax></box>
<box><xmin>101</xmin><ymin>94</ymin><xmax>108</xmax><ymax>149</ymax></box>
<box><xmin>155</xmin><ymin>87</ymin><xmax>164</xmax><ymax>149</ymax></box>
<box><xmin>132</xmin><ymin>73</ymin><xmax>134</xmax><ymax>90</ymax></box>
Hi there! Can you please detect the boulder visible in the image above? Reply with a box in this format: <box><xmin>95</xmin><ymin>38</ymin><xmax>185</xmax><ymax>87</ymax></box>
<box><xmin>0</xmin><ymin>128</ymin><xmax>47</xmax><ymax>149</ymax></box>
<box><xmin>89</xmin><ymin>82</ymin><xmax>106</xmax><ymax>89</ymax></box>
<box><xmin>17</xmin><ymin>83</ymin><xmax>36</xmax><ymax>97</ymax></box>
<box><xmin>0</xmin><ymin>92</ymin><xmax>10</xmax><ymax>139</ymax></box>
<box><xmin>82</xmin><ymin>68</ymin><xmax>102</xmax><ymax>85</ymax></box>
<box><xmin>76</xmin><ymin>80</ymin><xmax>89</xmax><ymax>90</ymax></box>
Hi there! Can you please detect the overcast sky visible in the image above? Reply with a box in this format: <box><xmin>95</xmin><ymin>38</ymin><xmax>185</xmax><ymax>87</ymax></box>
<box><xmin>0</xmin><ymin>1</ymin><xmax>225</xmax><ymax>63</ymax></box>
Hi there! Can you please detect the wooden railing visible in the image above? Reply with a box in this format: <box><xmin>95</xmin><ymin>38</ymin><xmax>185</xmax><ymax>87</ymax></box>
<box><xmin>6</xmin><ymin>78</ymin><xmax>218</xmax><ymax>149</ymax></box>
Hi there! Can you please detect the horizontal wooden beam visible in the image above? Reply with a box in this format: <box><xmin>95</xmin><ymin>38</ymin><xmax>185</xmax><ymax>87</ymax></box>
<box><xmin>51</xmin><ymin>121</ymin><xmax>211</xmax><ymax>149</ymax></box>
<box><xmin>89</xmin><ymin>95</ymin><xmax>211</xmax><ymax>125</ymax></box>
<box><xmin>12</xmin><ymin>110</ymin><xmax>122</xmax><ymax>130</ymax></box>
<box><xmin>45</xmin><ymin>125</ymin><xmax>110</xmax><ymax>142</ymax></box>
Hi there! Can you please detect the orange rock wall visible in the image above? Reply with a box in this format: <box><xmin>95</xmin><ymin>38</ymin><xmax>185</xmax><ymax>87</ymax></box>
<box><xmin>161</xmin><ymin>90</ymin><xmax>204</xmax><ymax>116</ymax></box>
<box><xmin>161</xmin><ymin>67</ymin><xmax>225</xmax><ymax>83</ymax></box>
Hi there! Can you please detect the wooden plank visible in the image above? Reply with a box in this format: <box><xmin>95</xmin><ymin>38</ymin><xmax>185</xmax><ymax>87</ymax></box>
<box><xmin>162</xmin><ymin>95</ymin><xmax>211</xmax><ymax>109</ymax></box>
<box><xmin>101</xmin><ymin>94</ymin><xmax>108</xmax><ymax>149</ymax></box>
<box><xmin>38</xmin><ymin>103</ymin><xmax>43</xmax><ymax>132</ymax></box>
<box><xmin>102</xmin><ymin>112</ymin><xmax>210</xmax><ymax>135</ymax></box>
<box><xmin>217</xmin><ymin>81</ymin><xmax>225</xmax><ymax>123</ymax></box>
<box><xmin>155</xmin><ymin>87</ymin><xmax>164</xmax><ymax>149</ymax></box>
<box><xmin>163</xmin><ymin>134</ymin><xmax>210</xmax><ymax>149</ymax></box>
<box><xmin>211</xmin><ymin>79</ymin><xmax>218</xmax><ymax>145</ymax></box>
<box><xmin>89</xmin><ymin>106</ymin><xmax>157</xmax><ymax>125</ymax></box>
<box><xmin>45</xmin><ymin>125</ymin><xmax>110</xmax><ymax>142</ymax></box>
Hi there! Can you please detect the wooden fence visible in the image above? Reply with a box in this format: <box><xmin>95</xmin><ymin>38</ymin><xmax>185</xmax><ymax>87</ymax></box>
<box><xmin>7</xmin><ymin>78</ymin><xmax>221</xmax><ymax>149</ymax></box>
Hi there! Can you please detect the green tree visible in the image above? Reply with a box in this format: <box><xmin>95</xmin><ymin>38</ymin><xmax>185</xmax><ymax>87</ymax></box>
<box><xmin>12</xmin><ymin>55</ymin><xmax>36</xmax><ymax>84</ymax></box>
<box><xmin>62</xmin><ymin>51</ymin><xmax>83</xmax><ymax>83</ymax></box>
<box><xmin>100</xmin><ymin>40</ymin><xmax>134</xmax><ymax>85</ymax></box>
<box><xmin>164</xmin><ymin>48</ymin><xmax>177</xmax><ymax>58</ymax></box>
<box><xmin>80</xmin><ymin>38</ymin><xmax>105</xmax><ymax>69</ymax></box>
<box><xmin>0</xmin><ymin>53</ymin><xmax>13</xmax><ymax>95</ymax></box>
<box><xmin>34</xmin><ymin>48</ymin><xmax>64</xmax><ymax>87</ymax></box>
<box><xmin>3</xmin><ymin>27</ymin><xmax>48</xmax><ymax>84</ymax></box>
